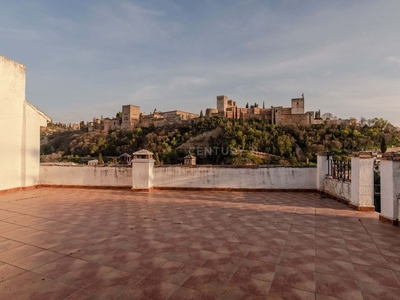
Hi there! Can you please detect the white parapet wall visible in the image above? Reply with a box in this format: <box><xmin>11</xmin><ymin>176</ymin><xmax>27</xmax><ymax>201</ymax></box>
<box><xmin>323</xmin><ymin>177</ymin><xmax>351</xmax><ymax>202</ymax></box>
<box><xmin>40</xmin><ymin>166</ymin><xmax>132</xmax><ymax>188</ymax></box>
<box><xmin>153</xmin><ymin>166</ymin><xmax>317</xmax><ymax>190</ymax></box>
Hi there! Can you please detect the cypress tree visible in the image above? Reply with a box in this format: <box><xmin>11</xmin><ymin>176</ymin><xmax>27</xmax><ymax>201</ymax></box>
<box><xmin>380</xmin><ymin>137</ymin><xmax>387</xmax><ymax>153</ymax></box>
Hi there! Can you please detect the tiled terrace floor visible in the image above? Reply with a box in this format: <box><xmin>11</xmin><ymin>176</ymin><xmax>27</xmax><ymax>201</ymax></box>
<box><xmin>0</xmin><ymin>188</ymin><xmax>400</xmax><ymax>299</ymax></box>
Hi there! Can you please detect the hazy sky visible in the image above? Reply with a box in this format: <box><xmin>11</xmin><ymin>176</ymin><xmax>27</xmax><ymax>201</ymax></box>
<box><xmin>1</xmin><ymin>0</ymin><xmax>399</xmax><ymax>125</ymax></box>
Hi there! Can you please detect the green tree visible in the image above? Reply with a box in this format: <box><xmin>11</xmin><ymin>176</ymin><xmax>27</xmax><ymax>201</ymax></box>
<box><xmin>380</xmin><ymin>137</ymin><xmax>387</xmax><ymax>153</ymax></box>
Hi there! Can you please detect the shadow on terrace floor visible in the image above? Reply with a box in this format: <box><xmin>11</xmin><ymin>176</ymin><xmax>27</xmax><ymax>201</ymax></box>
<box><xmin>0</xmin><ymin>188</ymin><xmax>399</xmax><ymax>299</ymax></box>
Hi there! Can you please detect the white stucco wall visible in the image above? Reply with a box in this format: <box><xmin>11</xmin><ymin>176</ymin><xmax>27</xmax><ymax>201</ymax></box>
<box><xmin>132</xmin><ymin>159</ymin><xmax>154</xmax><ymax>189</ymax></box>
<box><xmin>380</xmin><ymin>160</ymin><xmax>400</xmax><ymax>221</ymax></box>
<box><xmin>323</xmin><ymin>178</ymin><xmax>351</xmax><ymax>201</ymax></box>
<box><xmin>0</xmin><ymin>56</ymin><xmax>25</xmax><ymax>191</ymax></box>
<box><xmin>24</xmin><ymin>103</ymin><xmax>48</xmax><ymax>187</ymax></box>
<box><xmin>0</xmin><ymin>55</ymin><xmax>49</xmax><ymax>191</ymax></box>
<box><xmin>317</xmin><ymin>154</ymin><xmax>329</xmax><ymax>191</ymax></box>
<box><xmin>350</xmin><ymin>157</ymin><xmax>374</xmax><ymax>207</ymax></box>
<box><xmin>153</xmin><ymin>166</ymin><xmax>317</xmax><ymax>189</ymax></box>
<box><xmin>40</xmin><ymin>166</ymin><xmax>132</xmax><ymax>187</ymax></box>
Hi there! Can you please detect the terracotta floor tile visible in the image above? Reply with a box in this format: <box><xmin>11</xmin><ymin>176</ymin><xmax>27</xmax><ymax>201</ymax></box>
<box><xmin>168</xmin><ymin>286</ymin><xmax>216</xmax><ymax>300</ymax></box>
<box><xmin>342</xmin><ymin>232</ymin><xmax>373</xmax><ymax>243</ymax></box>
<box><xmin>11</xmin><ymin>250</ymin><xmax>65</xmax><ymax>270</ymax></box>
<box><xmin>345</xmin><ymin>240</ymin><xmax>380</xmax><ymax>254</ymax></box>
<box><xmin>254</xmin><ymin>237</ymin><xmax>286</xmax><ymax>250</ymax></box>
<box><xmin>119</xmin><ymin>253</ymin><xmax>169</xmax><ymax>275</ymax></box>
<box><xmin>377</xmin><ymin>244</ymin><xmax>400</xmax><ymax>257</ymax></box>
<box><xmin>315</xmin><ymin>228</ymin><xmax>343</xmax><ymax>238</ymax></box>
<box><xmin>290</xmin><ymin>225</ymin><xmax>316</xmax><ymax>235</ymax></box>
<box><xmin>173</xmin><ymin>247</ymin><xmax>214</xmax><ymax>266</ymax></box>
<box><xmin>0</xmin><ymin>263</ymin><xmax>26</xmax><ymax>282</ymax></box>
<box><xmin>49</xmin><ymin>239</ymin><xmax>93</xmax><ymax>255</ymax></box>
<box><xmin>247</xmin><ymin>246</ymin><xmax>282</xmax><ymax>264</ymax></box>
<box><xmin>272</xmin><ymin>265</ymin><xmax>315</xmax><ymax>292</ymax></box>
<box><xmin>315</xmin><ymin>245</ymin><xmax>351</xmax><ymax>262</ymax></box>
<box><xmin>100</xmin><ymin>248</ymin><xmax>142</xmax><ymax>269</ymax></box>
<box><xmin>182</xmin><ymin>267</ymin><xmax>232</xmax><ymax>297</ymax></box>
<box><xmin>32</xmin><ymin>256</ymin><xmax>92</xmax><ymax>279</ymax></box>
<box><xmin>267</xmin><ymin>284</ymin><xmax>316</xmax><ymax>300</ymax></box>
<box><xmin>287</xmin><ymin>233</ymin><xmax>315</xmax><ymax>244</ymax></box>
<box><xmin>279</xmin><ymin>251</ymin><xmax>315</xmax><ymax>271</ymax></box>
<box><xmin>165</xmin><ymin>233</ymin><xmax>193</xmax><ymax>247</ymax></box>
<box><xmin>349</xmin><ymin>251</ymin><xmax>390</xmax><ymax>268</ymax></box>
<box><xmin>315</xmin><ymin>257</ymin><xmax>356</xmax><ymax>278</ymax></box>
<box><xmin>65</xmin><ymin>290</ymin><xmax>108</xmax><ymax>300</ymax></box>
<box><xmin>0</xmin><ymin>223</ymin><xmax>24</xmax><ymax>233</ymax></box>
<box><xmin>284</xmin><ymin>240</ymin><xmax>315</xmax><ymax>256</ymax></box>
<box><xmin>12</xmin><ymin>280</ymin><xmax>78</xmax><ymax>300</ymax></box>
<box><xmin>202</xmin><ymin>253</ymin><xmax>243</xmax><ymax>273</ymax></box>
<box><xmin>57</xmin><ymin>262</ymin><xmax>117</xmax><ymax>289</ymax></box>
<box><xmin>354</xmin><ymin>263</ymin><xmax>400</xmax><ymax>287</ymax></box>
<box><xmin>1</xmin><ymin>189</ymin><xmax>400</xmax><ymax>298</ymax></box>
<box><xmin>84</xmin><ymin>269</ymin><xmax>142</xmax><ymax>299</ymax></box>
<box><xmin>147</xmin><ymin>260</ymin><xmax>198</xmax><ymax>285</ymax></box>
<box><xmin>235</xmin><ymin>258</ymin><xmax>275</xmax><ymax>282</ymax></box>
<box><xmin>316</xmin><ymin>273</ymin><xmax>362</xmax><ymax>300</ymax></box>
<box><xmin>359</xmin><ymin>281</ymin><xmax>400</xmax><ymax>300</ymax></box>
<box><xmin>0</xmin><ymin>271</ymin><xmax>50</xmax><ymax>299</ymax></box>
<box><xmin>216</xmin><ymin>242</ymin><xmax>253</xmax><ymax>258</ymax></box>
<box><xmin>226</xmin><ymin>233</ymin><xmax>260</xmax><ymax>245</ymax></box>
<box><xmin>219</xmin><ymin>275</ymin><xmax>271</xmax><ymax>299</ymax></box>
<box><xmin>188</xmin><ymin>237</ymin><xmax>225</xmax><ymax>252</ymax></box>
<box><xmin>118</xmin><ymin>277</ymin><xmax>179</xmax><ymax>300</ymax></box>
<box><xmin>0</xmin><ymin>244</ymin><xmax>43</xmax><ymax>263</ymax></box>
<box><xmin>0</xmin><ymin>240</ymin><xmax>25</xmax><ymax>253</ymax></box>
<box><xmin>315</xmin><ymin>236</ymin><xmax>346</xmax><ymax>248</ymax></box>
<box><xmin>385</xmin><ymin>256</ymin><xmax>400</xmax><ymax>271</ymax></box>
<box><xmin>315</xmin><ymin>294</ymin><xmax>343</xmax><ymax>300</ymax></box>
<box><xmin>0</xmin><ymin>227</ymin><xmax>39</xmax><ymax>239</ymax></box>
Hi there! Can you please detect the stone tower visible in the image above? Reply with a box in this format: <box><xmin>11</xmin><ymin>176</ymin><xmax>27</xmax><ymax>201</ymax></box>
<box><xmin>291</xmin><ymin>95</ymin><xmax>305</xmax><ymax>115</ymax></box>
<box><xmin>216</xmin><ymin>95</ymin><xmax>228</xmax><ymax>113</ymax></box>
<box><xmin>121</xmin><ymin>105</ymin><xmax>140</xmax><ymax>130</ymax></box>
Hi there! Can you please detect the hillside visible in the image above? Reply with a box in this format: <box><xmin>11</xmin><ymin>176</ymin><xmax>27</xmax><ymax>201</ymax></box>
<box><xmin>41</xmin><ymin>116</ymin><xmax>400</xmax><ymax>165</ymax></box>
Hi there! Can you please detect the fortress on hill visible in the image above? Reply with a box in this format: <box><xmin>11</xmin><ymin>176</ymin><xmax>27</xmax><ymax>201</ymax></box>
<box><xmin>206</xmin><ymin>94</ymin><xmax>315</xmax><ymax>126</ymax></box>
<box><xmin>87</xmin><ymin>94</ymin><xmax>356</xmax><ymax>132</ymax></box>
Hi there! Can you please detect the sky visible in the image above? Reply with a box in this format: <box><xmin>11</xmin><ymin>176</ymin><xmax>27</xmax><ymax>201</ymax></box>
<box><xmin>1</xmin><ymin>0</ymin><xmax>399</xmax><ymax>126</ymax></box>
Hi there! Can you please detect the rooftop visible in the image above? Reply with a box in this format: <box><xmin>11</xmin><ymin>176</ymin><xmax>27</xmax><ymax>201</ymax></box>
<box><xmin>0</xmin><ymin>188</ymin><xmax>400</xmax><ymax>299</ymax></box>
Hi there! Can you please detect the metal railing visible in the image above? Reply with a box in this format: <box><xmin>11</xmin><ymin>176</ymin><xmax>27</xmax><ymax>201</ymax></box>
<box><xmin>328</xmin><ymin>158</ymin><xmax>351</xmax><ymax>181</ymax></box>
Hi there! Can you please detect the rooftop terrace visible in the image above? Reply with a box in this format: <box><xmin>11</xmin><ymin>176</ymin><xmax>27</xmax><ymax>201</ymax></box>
<box><xmin>1</xmin><ymin>188</ymin><xmax>400</xmax><ymax>299</ymax></box>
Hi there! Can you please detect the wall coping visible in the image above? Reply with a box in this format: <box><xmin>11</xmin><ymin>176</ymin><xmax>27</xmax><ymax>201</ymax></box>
<box><xmin>349</xmin><ymin>151</ymin><xmax>373</xmax><ymax>158</ymax></box>
<box><xmin>381</xmin><ymin>152</ymin><xmax>400</xmax><ymax>161</ymax></box>
<box><xmin>40</xmin><ymin>164</ymin><xmax>132</xmax><ymax>168</ymax></box>
<box><xmin>154</xmin><ymin>165</ymin><xmax>317</xmax><ymax>169</ymax></box>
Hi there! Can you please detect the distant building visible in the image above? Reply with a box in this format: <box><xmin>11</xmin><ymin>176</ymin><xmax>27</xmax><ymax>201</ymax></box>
<box><xmin>140</xmin><ymin>109</ymin><xmax>199</xmax><ymax>128</ymax></box>
<box><xmin>206</xmin><ymin>94</ymin><xmax>314</xmax><ymax>126</ymax></box>
<box><xmin>121</xmin><ymin>105</ymin><xmax>140</xmax><ymax>131</ymax></box>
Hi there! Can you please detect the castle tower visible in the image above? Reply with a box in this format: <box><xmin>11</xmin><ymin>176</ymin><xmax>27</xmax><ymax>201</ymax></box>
<box><xmin>291</xmin><ymin>95</ymin><xmax>305</xmax><ymax>115</ymax></box>
<box><xmin>216</xmin><ymin>95</ymin><xmax>228</xmax><ymax>113</ymax></box>
<box><xmin>121</xmin><ymin>105</ymin><xmax>140</xmax><ymax>130</ymax></box>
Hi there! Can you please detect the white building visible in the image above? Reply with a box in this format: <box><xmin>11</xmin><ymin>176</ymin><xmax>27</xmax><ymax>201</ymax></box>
<box><xmin>0</xmin><ymin>55</ymin><xmax>51</xmax><ymax>192</ymax></box>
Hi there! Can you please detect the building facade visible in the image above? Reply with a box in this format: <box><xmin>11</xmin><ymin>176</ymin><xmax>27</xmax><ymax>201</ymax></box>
<box><xmin>0</xmin><ymin>55</ymin><xmax>50</xmax><ymax>192</ymax></box>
